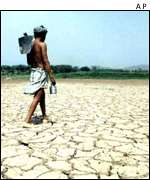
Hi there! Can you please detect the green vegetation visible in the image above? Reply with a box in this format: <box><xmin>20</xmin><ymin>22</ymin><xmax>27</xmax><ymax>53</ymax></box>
<box><xmin>1</xmin><ymin>65</ymin><xmax>149</xmax><ymax>79</ymax></box>
<box><xmin>55</xmin><ymin>71</ymin><xmax>149</xmax><ymax>79</ymax></box>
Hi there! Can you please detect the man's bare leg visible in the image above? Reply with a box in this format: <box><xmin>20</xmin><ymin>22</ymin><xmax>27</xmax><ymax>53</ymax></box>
<box><xmin>25</xmin><ymin>89</ymin><xmax>43</xmax><ymax>123</ymax></box>
<box><xmin>40</xmin><ymin>89</ymin><xmax>49</xmax><ymax>123</ymax></box>
<box><xmin>40</xmin><ymin>89</ymin><xmax>46</xmax><ymax>116</ymax></box>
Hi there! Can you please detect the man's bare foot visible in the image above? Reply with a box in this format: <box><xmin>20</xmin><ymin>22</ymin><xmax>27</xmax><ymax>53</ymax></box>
<box><xmin>22</xmin><ymin>122</ymin><xmax>33</xmax><ymax>128</ymax></box>
<box><xmin>42</xmin><ymin>115</ymin><xmax>49</xmax><ymax>124</ymax></box>
<box><xmin>25</xmin><ymin>118</ymin><xmax>32</xmax><ymax>124</ymax></box>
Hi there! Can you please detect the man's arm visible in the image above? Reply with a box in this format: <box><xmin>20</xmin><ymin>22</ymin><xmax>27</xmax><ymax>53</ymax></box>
<box><xmin>26</xmin><ymin>53</ymin><xmax>32</xmax><ymax>65</ymax></box>
<box><xmin>41</xmin><ymin>42</ymin><xmax>56</xmax><ymax>84</ymax></box>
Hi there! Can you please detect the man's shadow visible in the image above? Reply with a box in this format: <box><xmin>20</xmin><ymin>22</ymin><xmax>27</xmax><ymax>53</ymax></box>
<box><xmin>32</xmin><ymin>115</ymin><xmax>43</xmax><ymax>124</ymax></box>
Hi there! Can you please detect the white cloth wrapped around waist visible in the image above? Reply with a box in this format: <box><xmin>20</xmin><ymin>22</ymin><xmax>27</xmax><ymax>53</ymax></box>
<box><xmin>24</xmin><ymin>67</ymin><xmax>48</xmax><ymax>95</ymax></box>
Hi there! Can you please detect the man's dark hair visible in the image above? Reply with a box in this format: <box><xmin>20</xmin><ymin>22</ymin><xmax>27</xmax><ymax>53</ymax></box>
<box><xmin>34</xmin><ymin>31</ymin><xmax>47</xmax><ymax>39</ymax></box>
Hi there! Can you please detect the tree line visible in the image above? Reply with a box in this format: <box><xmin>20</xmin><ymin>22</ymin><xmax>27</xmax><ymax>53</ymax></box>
<box><xmin>1</xmin><ymin>64</ymin><xmax>149</xmax><ymax>77</ymax></box>
<box><xmin>1</xmin><ymin>65</ymin><xmax>96</xmax><ymax>75</ymax></box>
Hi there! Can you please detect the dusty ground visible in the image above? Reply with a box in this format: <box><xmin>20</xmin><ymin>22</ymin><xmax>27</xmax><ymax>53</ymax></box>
<box><xmin>1</xmin><ymin>79</ymin><xmax>149</xmax><ymax>179</ymax></box>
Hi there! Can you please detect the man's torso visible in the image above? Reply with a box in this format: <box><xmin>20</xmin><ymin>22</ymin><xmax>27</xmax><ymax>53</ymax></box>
<box><xmin>27</xmin><ymin>39</ymin><xmax>45</xmax><ymax>69</ymax></box>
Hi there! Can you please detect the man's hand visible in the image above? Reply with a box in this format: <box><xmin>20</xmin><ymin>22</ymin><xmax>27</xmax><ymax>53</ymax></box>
<box><xmin>50</xmin><ymin>76</ymin><xmax>56</xmax><ymax>86</ymax></box>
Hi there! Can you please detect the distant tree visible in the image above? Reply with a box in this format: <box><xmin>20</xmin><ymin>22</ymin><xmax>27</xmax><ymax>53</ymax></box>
<box><xmin>80</xmin><ymin>66</ymin><xmax>90</xmax><ymax>71</ymax></box>
<box><xmin>1</xmin><ymin>65</ymin><xmax>30</xmax><ymax>75</ymax></box>
<box><xmin>1</xmin><ymin>65</ymin><xmax>11</xmax><ymax>71</ymax></box>
<box><xmin>15</xmin><ymin>65</ymin><xmax>29</xmax><ymax>72</ymax></box>
<box><xmin>51</xmin><ymin>65</ymin><xmax>57</xmax><ymax>73</ymax></box>
<box><xmin>72</xmin><ymin>66</ymin><xmax>79</xmax><ymax>72</ymax></box>
<box><xmin>55</xmin><ymin>65</ymin><xmax>73</xmax><ymax>73</ymax></box>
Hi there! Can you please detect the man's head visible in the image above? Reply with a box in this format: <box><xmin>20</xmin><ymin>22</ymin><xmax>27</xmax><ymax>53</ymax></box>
<box><xmin>34</xmin><ymin>25</ymin><xmax>48</xmax><ymax>42</ymax></box>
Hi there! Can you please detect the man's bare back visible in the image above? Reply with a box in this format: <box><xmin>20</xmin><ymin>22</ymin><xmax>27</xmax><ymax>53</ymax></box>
<box><xmin>27</xmin><ymin>39</ymin><xmax>45</xmax><ymax>69</ymax></box>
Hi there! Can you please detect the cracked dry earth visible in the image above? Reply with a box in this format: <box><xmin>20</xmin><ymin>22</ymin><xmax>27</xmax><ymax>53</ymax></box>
<box><xmin>1</xmin><ymin>79</ymin><xmax>149</xmax><ymax>179</ymax></box>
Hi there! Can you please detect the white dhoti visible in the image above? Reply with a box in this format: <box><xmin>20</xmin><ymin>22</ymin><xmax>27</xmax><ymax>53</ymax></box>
<box><xmin>24</xmin><ymin>68</ymin><xmax>48</xmax><ymax>95</ymax></box>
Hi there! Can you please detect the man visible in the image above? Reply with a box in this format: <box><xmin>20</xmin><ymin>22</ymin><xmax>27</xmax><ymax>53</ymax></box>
<box><xmin>24</xmin><ymin>25</ymin><xmax>56</xmax><ymax>124</ymax></box>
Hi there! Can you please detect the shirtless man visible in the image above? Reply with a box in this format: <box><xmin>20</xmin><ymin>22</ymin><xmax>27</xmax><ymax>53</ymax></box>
<box><xmin>24</xmin><ymin>25</ymin><xmax>56</xmax><ymax>123</ymax></box>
